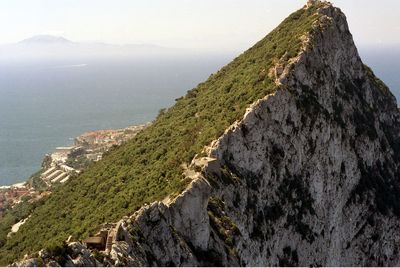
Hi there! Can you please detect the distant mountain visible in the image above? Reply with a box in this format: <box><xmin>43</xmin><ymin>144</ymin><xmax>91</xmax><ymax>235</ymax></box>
<box><xmin>0</xmin><ymin>35</ymin><xmax>180</xmax><ymax>62</ymax></box>
<box><xmin>18</xmin><ymin>35</ymin><xmax>73</xmax><ymax>45</ymax></box>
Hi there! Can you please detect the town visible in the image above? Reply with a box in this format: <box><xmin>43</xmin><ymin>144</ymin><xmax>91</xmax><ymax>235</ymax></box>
<box><xmin>0</xmin><ymin>123</ymin><xmax>149</xmax><ymax>217</ymax></box>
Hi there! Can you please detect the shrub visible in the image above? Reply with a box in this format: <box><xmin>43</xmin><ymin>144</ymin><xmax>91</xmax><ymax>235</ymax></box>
<box><xmin>0</xmin><ymin>3</ymin><xmax>324</xmax><ymax>264</ymax></box>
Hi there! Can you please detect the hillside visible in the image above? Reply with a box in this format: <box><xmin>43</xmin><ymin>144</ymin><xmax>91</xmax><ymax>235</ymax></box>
<box><xmin>5</xmin><ymin>0</ymin><xmax>400</xmax><ymax>266</ymax></box>
<box><xmin>0</xmin><ymin>2</ymin><xmax>324</xmax><ymax>265</ymax></box>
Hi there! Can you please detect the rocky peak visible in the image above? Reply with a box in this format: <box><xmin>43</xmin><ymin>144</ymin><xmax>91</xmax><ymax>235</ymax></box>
<box><xmin>306</xmin><ymin>0</ymin><xmax>326</xmax><ymax>8</ymax></box>
<box><xmin>9</xmin><ymin>2</ymin><xmax>400</xmax><ymax>267</ymax></box>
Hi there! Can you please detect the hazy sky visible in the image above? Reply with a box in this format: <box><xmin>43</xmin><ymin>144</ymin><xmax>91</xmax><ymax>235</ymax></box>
<box><xmin>0</xmin><ymin>0</ymin><xmax>399</xmax><ymax>51</ymax></box>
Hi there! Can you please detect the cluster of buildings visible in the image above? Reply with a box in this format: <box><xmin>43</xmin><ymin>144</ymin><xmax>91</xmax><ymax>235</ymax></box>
<box><xmin>0</xmin><ymin>123</ymin><xmax>149</xmax><ymax>218</ymax></box>
<box><xmin>0</xmin><ymin>184</ymin><xmax>50</xmax><ymax>216</ymax></box>
<box><xmin>0</xmin><ymin>185</ymin><xmax>30</xmax><ymax>212</ymax></box>
<box><xmin>39</xmin><ymin>123</ymin><xmax>150</xmax><ymax>187</ymax></box>
<box><xmin>40</xmin><ymin>164</ymin><xmax>73</xmax><ymax>186</ymax></box>
<box><xmin>74</xmin><ymin>124</ymin><xmax>150</xmax><ymax>161</ymax></box>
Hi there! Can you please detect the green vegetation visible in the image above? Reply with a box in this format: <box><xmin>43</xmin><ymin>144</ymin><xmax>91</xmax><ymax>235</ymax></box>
<box><xmin>65</xmin><ymin>155</ymin><xmax>94</xmax><ymax>170</ymax></box>
<box><xmin>0</xmin><ymin>4</ymin><xmax>323</xmax><ymax>265</ymax></box>
<box><xmin>0</xmin><ymin>199</ymin><xmax>45</xmax><ymax>248</ymax></box>
<box><xmin>363</xmin><ymin>65</ymin><xmax>392</xmax><ymax>96</ymax></box>
<box><xmin>208</xmin><ymin>197</ymin><xmax>241</xmax><ymax>248</ymax></box>
<box><xmin>26</xmin><ymin>169</ymin><xmax>48</xmax><ymax>192</ymax></box>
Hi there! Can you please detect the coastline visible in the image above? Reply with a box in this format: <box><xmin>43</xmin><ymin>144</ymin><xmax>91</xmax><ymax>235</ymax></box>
<box><xmin>0</xmin><ymin>123</ymin><xmax>150</xmax><ymax>216</ymax></box>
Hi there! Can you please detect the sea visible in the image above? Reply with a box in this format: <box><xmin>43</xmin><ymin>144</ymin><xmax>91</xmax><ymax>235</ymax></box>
<box><xmin>0</xmin><ymin>55</ymin><xmax>233</xmax><ymax>185</ymax></box>
<box><xmin>0</xmin><ymin>48</ymin><xmax>399</xmax><ymax>185</ymax></box>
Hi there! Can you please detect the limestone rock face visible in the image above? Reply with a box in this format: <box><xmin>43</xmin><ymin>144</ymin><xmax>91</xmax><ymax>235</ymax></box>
<box><xmin>208</xmin><ymin>3</ymin><xmax>400</xmax><ymax>266</ymax></box>
<box><xmin>107</xmin><ymin>177</ymin><xmax>212</xmax><ymax>266</ymax></box>
<box><xmin>15</xmin><ymin>1</ymin><xmax>400</xmax><ymax>267</ymax></box>
<box><xmin>110</xmin><ymin>2</ymin><xmax>400</xmax><ymax>266</ymax></box>
<box><xmin>209</xmin><ymin>9</ymin><xmax>400</xmax><ymax>265</ymax></box>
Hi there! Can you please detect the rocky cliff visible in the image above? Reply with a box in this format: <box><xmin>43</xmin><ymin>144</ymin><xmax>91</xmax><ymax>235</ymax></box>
<box><xmin>12</xmin><ymin>1</ymin><xmax>400</xmax><ymax>266</ymax></box>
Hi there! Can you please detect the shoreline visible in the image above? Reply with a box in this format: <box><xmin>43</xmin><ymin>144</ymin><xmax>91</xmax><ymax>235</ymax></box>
<box><xmin>0</xmin><ymin>122</ymin><xmax>150</xmax><ymax>214</ymax></box>
<box><xmin>0</xmin><ymin>123</ymin><xmax>150</xmax><ymax>188</ymax></box>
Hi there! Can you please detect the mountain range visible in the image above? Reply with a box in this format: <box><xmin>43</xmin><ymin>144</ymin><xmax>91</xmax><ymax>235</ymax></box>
<box><xmin>0</xmin><ymin>35</ymin><xmax>178</xmax><ymax>62</ymax></box>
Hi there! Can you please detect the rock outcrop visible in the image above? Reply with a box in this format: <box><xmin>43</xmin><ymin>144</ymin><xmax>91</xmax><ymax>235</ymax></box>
<box><xmin>14</xmin><ymin>1</ymin><xmax>400</xmax><ymax>266</ymax></box>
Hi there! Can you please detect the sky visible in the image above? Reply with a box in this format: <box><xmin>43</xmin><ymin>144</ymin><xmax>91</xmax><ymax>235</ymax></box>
<box><xmin>0</xmin><ymin>0</ymin><xmax>399</xmax><ymax>51</ymax></box>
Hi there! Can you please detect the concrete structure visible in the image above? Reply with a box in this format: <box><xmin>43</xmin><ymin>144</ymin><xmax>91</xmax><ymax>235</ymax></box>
<box><xmin>60</xmin><ymin>176</ymin><xmax>70</xmax><ymax>183</ymax></box>
<box><xmin>83</xmin><ymin>237</ymin><xmax>106</xmax><ymax>251</ymax></box>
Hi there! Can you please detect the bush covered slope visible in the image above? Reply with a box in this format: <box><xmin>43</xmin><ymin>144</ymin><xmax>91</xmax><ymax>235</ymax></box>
<box><xmin>0</xmin><ymin>4</ymin><xmax>323</xmax><ymax>264</ymax></box>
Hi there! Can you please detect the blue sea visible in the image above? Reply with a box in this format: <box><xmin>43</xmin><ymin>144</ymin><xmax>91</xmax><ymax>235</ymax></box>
<box><xmin>0</xmin><ymin>55</ymin><xmax>232</xmax><ymax>185</ymax></box>
<box><xmin>0</xmin><ymin>48</ymin><xmax>399</xmax><ymax>185</ymax></box>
